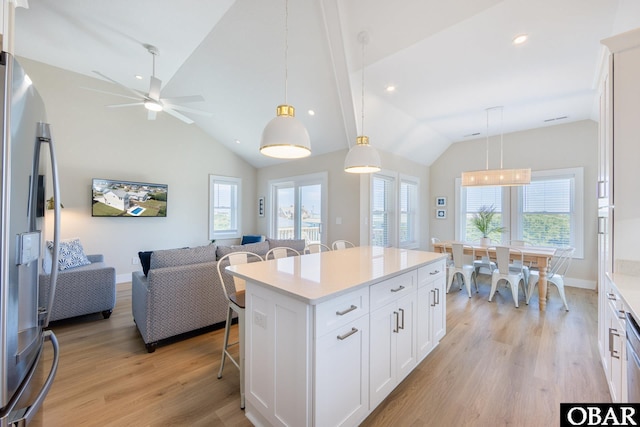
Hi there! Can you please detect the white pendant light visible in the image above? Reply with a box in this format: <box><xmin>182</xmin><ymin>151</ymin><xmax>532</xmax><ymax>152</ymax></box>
<box><xmin>344</xmin><ymin>31</ymin><xmax>381</xmax><ymax>174</ymax></box>
<box><xmin>260</xmin><ymin>0</ymin><xmax>311</xmax><ymax>159</ymax></box>
<box><xmin>461</xmin><ymin>106</ymin><xmax>530</xmax><ymax>187</ymax></box>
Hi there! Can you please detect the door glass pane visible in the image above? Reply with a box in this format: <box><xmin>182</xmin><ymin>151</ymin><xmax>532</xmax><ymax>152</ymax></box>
<box><xmin>300</xmin><ymin>184</ymin><xmax>322</xmax><ymax>243</ymax></box>
<box><xmin>275</xmin><ymin>186</ymin><xmax>295</xmax><ymax>239</ymax></box>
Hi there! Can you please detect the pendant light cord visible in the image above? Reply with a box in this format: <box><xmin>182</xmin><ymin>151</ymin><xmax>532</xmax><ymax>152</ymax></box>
<box><xmin>361</xmin><ymin>36</ymin><xmax>365</xmax><ymax>137</ymax></box>
<box><xmin>485</xmin><ymin>108</ymin><xmax>489</xmax><ymax>170</ymax></box>
<box><xmin>284</xmin><ymin>0</ymin><xmax>289</xmax><ymax>104</ymax></box>
<box><xmin>499</xmin><ymin>106</ymin><xmax>504</xmax><ymax>169</ymax></box>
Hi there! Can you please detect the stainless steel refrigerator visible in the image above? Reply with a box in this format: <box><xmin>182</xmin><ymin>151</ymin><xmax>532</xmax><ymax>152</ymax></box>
<box><xmin>0</xmin><ymin>51</ymin><xmax>61</xmax><ymax>426</ymax></box>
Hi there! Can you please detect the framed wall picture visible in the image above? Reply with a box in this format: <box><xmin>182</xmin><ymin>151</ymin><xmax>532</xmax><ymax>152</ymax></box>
<box><xmin>436</xmin><ymin>209</ymin><xmax>446</xmax><ymax>219</ymax></box>
<box><xmin>436</xmin><ymin>196</ymin><xmax>446</xmax><ymax>207</ymax></box>
<box><xmin>258</xmin><ymin>196</ymin><xmax>265</xmax><ymax>217</ymax></box>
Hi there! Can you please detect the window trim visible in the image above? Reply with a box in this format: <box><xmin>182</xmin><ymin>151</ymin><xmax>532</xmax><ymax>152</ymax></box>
<box><xmin>209</xmin><ymin>175</ymin><xmax>242</xmax><ymax>240</ymax></box>
<box><xmin>399</xmin><ymin>174</ymin><xmax>420</xmax><ymax>249</ymax></box>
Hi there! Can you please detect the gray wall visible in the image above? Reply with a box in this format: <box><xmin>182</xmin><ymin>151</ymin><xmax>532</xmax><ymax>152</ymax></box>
<box><xmin>21</xmin><ymin>58</ymin><xmax>257</xmax><ymax>282</ymax></box>
<box><xmin>429</xmin><ymin>120</ymin><xmax>598</xmax><ymax>287</ymax></box>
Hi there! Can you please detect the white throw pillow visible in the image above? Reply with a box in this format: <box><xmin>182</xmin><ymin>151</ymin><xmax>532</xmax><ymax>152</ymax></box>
<box><xmin>46</xmin><ymin>238</ymin><xmax>91</xmax><ymax>271</ymax></box>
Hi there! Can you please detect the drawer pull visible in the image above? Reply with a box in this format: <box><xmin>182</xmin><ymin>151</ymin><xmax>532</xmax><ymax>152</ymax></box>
<box><xmin>429</xmin><ymin>270</ymin><xmax>440</xmax><ymax>275</ymax></box>
<box><xmin>607</xmin><ymin>293</ymin><xmax>617</xmax><ymax>301</ymax></box>
<box><xmin>390</xmin><ymin>285</ymin><xmax>405</xmax><ymax>293</ymax></box>
<box><xmin>337</xmin><ymin>327</ymin><xmax>358</xmax><ymax>341</ymax></box>
<box><xmin>618</xmin><ymin>309</ymin><xmax>626</xmax><ymax>320</ymax></box>
<box><xmin>336</xmin><ymin>305</ymin><xmax>358</xmax><ymax>316</ymax></box>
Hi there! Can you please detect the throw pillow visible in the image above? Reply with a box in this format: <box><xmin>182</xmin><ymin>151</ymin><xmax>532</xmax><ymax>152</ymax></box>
<box><xmin>46</xmin><ymin>238</ymin><xmax>91</xmax><ymax>271</ymax></box>
<box><xmin>138</xmin><ymin>251</ymin><xmax>153</xmax><ymax>276</ymax></box>
<box><xmin>241</xmin><ymin>235</ymin><xmax>264</xmax><ymax>245</ymax></box>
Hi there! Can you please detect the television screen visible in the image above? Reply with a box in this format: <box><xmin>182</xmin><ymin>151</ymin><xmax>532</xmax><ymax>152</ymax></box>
<box><xmin>92</xmin><ymin>178</ymin><xmax>167</xmax><ymax>217</ymax></box>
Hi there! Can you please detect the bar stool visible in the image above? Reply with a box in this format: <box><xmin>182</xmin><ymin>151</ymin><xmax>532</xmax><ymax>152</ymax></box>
<box><xmin>216</xmin><ymin>251</ymin><xmax>263</xmax><ymax>409</ymax></box>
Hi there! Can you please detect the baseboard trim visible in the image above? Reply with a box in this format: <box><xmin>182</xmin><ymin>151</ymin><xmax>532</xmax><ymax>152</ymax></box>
<box><xmin>116</xmin><ymin>273</ymin><xmax>132</xmax><ymax>284</ymax></box>
<box><xmin>565</xmin><ymin>277</ymin><xmax>596</xmax><ymax>290</ymax></box>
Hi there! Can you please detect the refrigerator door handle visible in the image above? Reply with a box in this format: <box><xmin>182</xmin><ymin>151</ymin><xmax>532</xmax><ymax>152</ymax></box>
<box><xmin>36</xmin><ymin>123</ymin><xmax>61</xmax><ymax>328</ymax></box>
<box><xmin>13</xmin><ymin>331</ymin><xmax>60</xmax><ymax>427</ymax></box>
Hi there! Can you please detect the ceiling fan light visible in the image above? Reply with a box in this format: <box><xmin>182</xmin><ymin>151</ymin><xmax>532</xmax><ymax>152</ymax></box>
<box><xmin>260</xmin><ymin>104</ymin><xmax>311</xmax><ymax>159</ymax></box>
<box><xmin>344</xmin><ymin>136</ymin><xmax>381</xmax><ymax>173</ymax></box>
<box><xmin>144</xmin><ymin>100</ymin><xmax>163</xmax><ymax>112</ymax></box>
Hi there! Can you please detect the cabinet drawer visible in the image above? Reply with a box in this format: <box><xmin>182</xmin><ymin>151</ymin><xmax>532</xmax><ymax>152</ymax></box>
<box><xmin>315</xmin><ymin>287</ymin><xmax>369</xmax><ymax>338</ymax></box>
<box><xmin>370</xmin><ymin>271</ymin><xmax>416</xmax><ymax>311</ymax></box>
<box><xmin>418</xmin><ymin>260</ymin><xmax>446</xmax><ymax>288</ymax></box>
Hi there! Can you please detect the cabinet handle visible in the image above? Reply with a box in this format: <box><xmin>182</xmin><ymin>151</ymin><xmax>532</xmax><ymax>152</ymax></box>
<box><xmin>618</xmin><ymin>309</ymin><xmax>626</xmax><ymax>320</ymax></box>
<box><xmin>609</xmin><ymin>327</ymin><xmax>621</xmax><ymax>359</ymax></box>
<box><xmin>597</xmin><ymin>180</ymin><xmax>606</xmax><ymax>199</ymax></box>
<box><xmin>435</xmin><ymin>288</ymin><xmax>440</xmax><ymax>305</ymax></box>
<box><xmin>390</xmin><ymin>285</ymin><xmax>405</xmax><ymax>293</ymax></box>
<box><xmin>337</xmin><ymin>327</ymin><xmax>358</xmax><ymax>341</ymax></box>
<box><xmin>429</xmin><ymin>270</ymin><xmax>440</xmax><ymax>275</ymax></box>
<box><xmin>431</xmin><ymin>289</ymin><xmax>436</xmax><ymax>307</ymax></box>
<box><xmin>607</xmin><ymin>293</ymin><xmax>617</xmax><ymax>301</ymax></box>
<box><xmin>336</xmin><ymin>305</ymin><xmax>357</xmax><ymax>316</ymax></box>
<box><xmin>393</xmin><ymin>311</ymin><xmax>399</xmax><ymax>333</ymax></box>
<box><xmin>398</xmin><ymin>308</ymin><xmax>405</xmax><ymax>330</ymax></box>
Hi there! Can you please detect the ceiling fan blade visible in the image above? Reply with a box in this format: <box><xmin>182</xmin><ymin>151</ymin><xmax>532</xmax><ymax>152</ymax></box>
<box><xmin>80</xmin><ymin>86</ymin><xmax>143</xmax><ymax>101</ymax></box>
<box><xmin>93</xmin><ymin>71</ymin><xmax>147</xmax><ymax>99</ymax></box>
<box><xmin>160</xmin><ymin>95</ymin><xmax>204</xmax><ymax>104</ymax></box>
<box><xmin>163</xmin><ymin>103</ymin><xmax>213</xmax><ymax>117</ymax></box>
<box><xmin>149</xmin><ymin>76</ymin><xmax>162</xmax><ymax>101</ymax></box>
<box><xmin>106</xmin><ymin>102</ymin><xmax>145</xmax><ymax>108</ymax></box>
<box><xmin>163</xmin><ymin>107</ymin><xmax>194</xmax><ymax>125</ymax></box>
<box><xmin>148</xmin><ymin>110</ymin><xmax>157</xmax><ymax>121</ymax></box>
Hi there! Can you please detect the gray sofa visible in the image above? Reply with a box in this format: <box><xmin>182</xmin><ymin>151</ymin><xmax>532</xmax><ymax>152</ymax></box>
<box><xmin>132</xmin><ymin>238</ymin><xmax>305</xmax><ymax>352</ymax></box>
<box><xmin>39</xmin><ymin>254</ymin><xmax>116</xmax><ymax>322</ymax></box>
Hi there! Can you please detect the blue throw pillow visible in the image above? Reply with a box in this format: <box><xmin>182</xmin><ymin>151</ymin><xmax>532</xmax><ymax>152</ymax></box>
<box><xmin>138</xmin><ymin>251</ymin><xmax>153</xmax><ymax>276</ymax></box>
<box><xmin>241</xmin><ymin>235</ymin><xmax>263</xmax><ymax>245</ymax></box>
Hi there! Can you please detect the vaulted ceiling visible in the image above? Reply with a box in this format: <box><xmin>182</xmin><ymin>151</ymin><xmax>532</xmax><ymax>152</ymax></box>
<box><xmin>13</xmin><ymin>0</ymin><xmax>640</xmax><ymax>168</ymax></box>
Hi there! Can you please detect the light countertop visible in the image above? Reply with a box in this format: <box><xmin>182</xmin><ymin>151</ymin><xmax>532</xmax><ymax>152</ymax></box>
<box><xmin>227</xmin><ymin>246</ymin><xmax>447</xmax><ymax>304</ymax></box>
<box><xmin>608</xmin><ymin>272</ymin><xmax>640</xmax><ymax>321</ymax></box>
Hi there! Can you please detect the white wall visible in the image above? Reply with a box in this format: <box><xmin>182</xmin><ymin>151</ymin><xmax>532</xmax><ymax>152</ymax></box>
<box><xmin>429</xmin><ymin>120</ymin><xmax>598</xmax><ymax>286</ymax></box>
<box><xmin>21</xmin><ymin>58</ymin><xmax>257</xmax><ymax>282</ymax></box>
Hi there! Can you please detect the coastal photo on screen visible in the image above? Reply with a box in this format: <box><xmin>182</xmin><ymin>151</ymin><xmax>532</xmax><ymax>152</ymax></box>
<box><xmin>92</xmin><ymin>178</ymin><xmax>167</xmax><ymax>217</ymax></box>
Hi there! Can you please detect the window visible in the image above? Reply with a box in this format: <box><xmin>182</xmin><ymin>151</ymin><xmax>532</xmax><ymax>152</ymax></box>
<box><xmin>209</xmin><ymin>175</ymin><xmax>241</xmax><ymax>240</ymax></box>
<box><xmin>455</xmin><ymin>167</ymin><xmax>584</xmax><ymax>257</ymax></box>
<box><xmin>371</xmin><ymin>172</ymin><xmax>420</xmax><ymax>248</ymax></box>
<box><xmin>269</xmin><ymin>173</ymin><xmax>327</xmax><ymax>244</ymax></box>
<box><xmin>513</xmin><ymin>168</ymin><xmax>583</xmax><ymax>257</ymax></box>
<box><xmin>458</xmin><ymin>186</ymin><xmax>505</xmax><ymax>243</ymax></box>
<box><xmin>400</xmin><ymin>177</ymin><xmax>419</xmax><ymax>247</ymax></box>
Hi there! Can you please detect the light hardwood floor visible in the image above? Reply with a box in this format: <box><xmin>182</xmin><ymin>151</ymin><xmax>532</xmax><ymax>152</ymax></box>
<box><xmin>40</xmin><ymin>276</ymin><xmax>610</xmax><ymax>426</ymax></box>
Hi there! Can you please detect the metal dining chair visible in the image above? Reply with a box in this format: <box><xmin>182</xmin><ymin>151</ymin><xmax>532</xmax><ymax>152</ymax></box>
<box><xmin>331</xmin><ymin>240</ymin><xmax>355</xmax><ymax>250</ymax></box>
<box><xmin>489</xmin><ymin>246</ymin><xmax>527</xmax><ymax>307</ymax></box>
<box><xmin>305</xmin><ymin>243</ymin><xmax>332</xmax><ymax>254</ymax></box>
<box><xmin>526</xmin><ymin>247</ymin><xmax>574</xmax><ymax>311</ymax></box>
<box><xmin>446</xmin><ymin>242</ymin><xmax>477</xmax><ymax>298</ymax></box>
<box><xmin>216</xmin><ymin>251</ymin><xmax>264</xmax><ymax>409</ymax></box>
<box><xmin>265</xmin><ymin>246</ymin><xmax>300</xmax><ymax>260</ymax></box>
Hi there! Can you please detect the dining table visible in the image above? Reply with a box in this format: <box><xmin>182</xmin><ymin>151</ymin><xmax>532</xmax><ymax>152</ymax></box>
<box><xmin>432</xmin><ymin>241</ymin><xmax>557</xmax><ymax>311</ymax></box>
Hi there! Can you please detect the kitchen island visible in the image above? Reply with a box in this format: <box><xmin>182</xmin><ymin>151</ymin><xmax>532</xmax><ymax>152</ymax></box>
<box><xmin>227</xmin><ymin>246</ymin><xmax>447</xmax><ymax>427</ymax></box>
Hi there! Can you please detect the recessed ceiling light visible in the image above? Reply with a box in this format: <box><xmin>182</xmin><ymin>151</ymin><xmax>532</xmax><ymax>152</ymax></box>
<box><xmin>307</xmin><ymin>110</ymin><xmax>315</xmax><ymax>116</ymax></box>
<box><xmin>385</xmin><ymin>85</ymin><xmax>396</xmax><ymax>92</ymax></box>
<box><xmin>135</xmin><ymin>75</ymin><xmax>143</xmax><ymax>80</ymax></box>
<box><xmin>235</xmin><ymin>139</ymin><xmax>241</xmax><ymax>144</ymax></box>
<box><xmin>513</xmin><ymin>34</ymin><xmax>528</xmax><ymax>45</ymax></box>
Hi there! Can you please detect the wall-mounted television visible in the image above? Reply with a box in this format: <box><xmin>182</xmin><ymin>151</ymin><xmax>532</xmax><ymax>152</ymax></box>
<box><xmin>92</xmin><ymin>178</ymin><xmax>168</xmax><ymax>217</ymax></box>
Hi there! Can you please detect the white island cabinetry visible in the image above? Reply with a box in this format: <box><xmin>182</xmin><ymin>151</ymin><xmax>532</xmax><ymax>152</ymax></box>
<box><xmin>229</xmin><ymin>246</ymin><xmax>447</xmax><ymax>427</ymax></box>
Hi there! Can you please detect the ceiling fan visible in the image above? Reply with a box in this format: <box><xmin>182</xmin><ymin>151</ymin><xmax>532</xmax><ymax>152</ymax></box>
<box><xmin>88</xmin><ymin>44</ymin><xmax>212</xmax><ymax>124</ymax></box>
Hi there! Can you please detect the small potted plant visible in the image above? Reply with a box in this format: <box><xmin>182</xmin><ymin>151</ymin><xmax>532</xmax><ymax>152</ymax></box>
<box><xmin>472</xmin><ymin>205</ymin><xmax>506</xmax><ymax>246</ymax></box>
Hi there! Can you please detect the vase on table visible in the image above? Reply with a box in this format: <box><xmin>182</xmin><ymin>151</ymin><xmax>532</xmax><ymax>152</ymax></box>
<box><xmin>480</xmin><ymin>237</ymin><xmax>491</xmax><ymax>246</ymax></box>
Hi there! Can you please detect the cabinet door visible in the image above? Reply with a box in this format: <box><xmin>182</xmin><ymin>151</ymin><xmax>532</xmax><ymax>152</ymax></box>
<box><xmin>315</xmin><ymin>315</ymin><xmax>369</xmax><ymax>427</ymax></box>
<box><xmin>416</xmin><ymin>285</ymin><xmax>433</xmax><ymax>362</ymax></box>
<box><xmin>396</xmin><ymin>292</ymin><xmax>416</xmax><ymax>382</ymax></box>
<box><xmin>369</xmin><ymin>301</ymin><xmax>396</xmax><ymax>409</ymax></box>
<box><xmin>607</xmin><ymin>297</ymin><xmax>627</xmax><ymax>403</ymax></box>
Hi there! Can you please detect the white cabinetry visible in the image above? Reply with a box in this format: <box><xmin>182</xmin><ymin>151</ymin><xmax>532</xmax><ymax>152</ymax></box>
<box><xmin>603</xmin><ymin>277</ymin><xmax>627</xmax><ymax>402</ymax></box>
<box><xmin>417</xmin><ymin>261</ymin><xmax>446</xmax><ymax>361</ymax></box>
<box><xmin>598</xmin><ymin>27</ymin><xmax>640</xmax><ymax>403</ymax></box>
<box><xmin>369</xmin><ymin>271</ymin><xmax>416</xmax><ymax>409</ymax></box>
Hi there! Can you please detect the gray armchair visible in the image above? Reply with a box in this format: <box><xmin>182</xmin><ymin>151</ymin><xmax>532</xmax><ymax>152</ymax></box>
<box><xmin>39</xmin><ymin>254</ymin><xmax>116</xmax><ymax>322</ymax></box>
